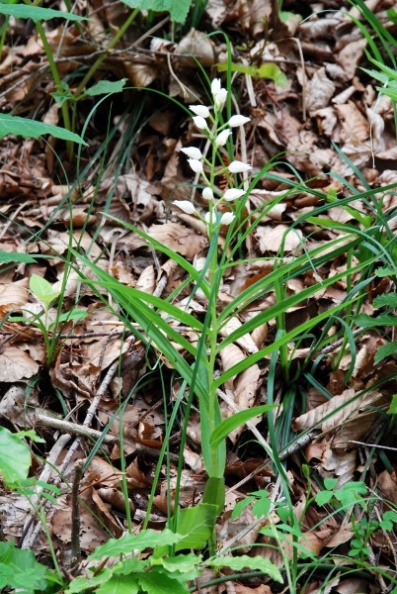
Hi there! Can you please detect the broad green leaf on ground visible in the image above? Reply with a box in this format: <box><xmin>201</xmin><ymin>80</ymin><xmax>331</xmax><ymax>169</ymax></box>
<box><xmin>96</xmin><ymin>574</ymin><xmax>140</xmax><ymax>594</ymax></box>
<box><xmin>138</xmin><ymin>570</ymin><xmax>190</xmax><ymax>594</ymax></box>
<box><xmin>0</xmin><ymin>114</ymin><xmax>88</xmax><ymax>145</ymax></box>
<box><xmin>0</xmin><ymin>4</ymin><xmax>86</xmax><ymax>21</ymax></box>
<box><xmin>86</xmin><ymin>79</ymin><xmax>128</xmax><ymax>96</ymax></box>
<box><xmin>168</xmin><ymin>504</ymin><xmax>218</xmax><ymax>551</ymax></box>
<box><xmin>0</xmin><ymin>428</ymin><xmax>31</xmax><ymax>485</ymax></box>
<box><xmin>0</xmin><ymin>252</ymin><xmax>37</xmax><ymax>264</ymax></box>
<box><xmin>89</xmin><ymin>529</ymin><xmax>183</xmax><ymax>560</ymax></box>
<box><xmin>121</xmin><ymin>0</ymin><xmax>192</xmax><ymax>23</ymax></box>
<box><xmin>374</xmin><ymin>340</ymin><xmax>397</xmax><ymax>365</ymax></box>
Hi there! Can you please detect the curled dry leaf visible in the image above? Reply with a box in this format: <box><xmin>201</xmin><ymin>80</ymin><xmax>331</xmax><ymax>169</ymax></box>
<box><xmin>0</xmin><ymin>346</ymin><xmax>39</xmax><ymax>382</ymax></box>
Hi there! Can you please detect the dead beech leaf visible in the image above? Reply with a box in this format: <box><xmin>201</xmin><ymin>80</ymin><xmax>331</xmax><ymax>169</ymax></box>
<box><xmin>0</xmin><ymin>346</ymin><xmax>39</xmax><ymax>381</ymax></box>
<box><xmin>305</xmin><ymin>68</ymin><xmax>336</xmax><ymax>114</ymax></box>
<box><xmin>255</xmin><ymin>224</ymin><xmax>303</xmax><ymax>253</ymax></box>
<box><xmin>175</xmin><ymin>28</ymin><xmax>215</xmax><ymax>67</ymax></box>
<box><xmin>0</xmin><ymin>278</ymin><xmax>29</xmax><ymax>308</ymax></box>
<box><xmin>148</xmin><ymin>222</ymin><xmax>208</xmax><ymax>259</ymax></box>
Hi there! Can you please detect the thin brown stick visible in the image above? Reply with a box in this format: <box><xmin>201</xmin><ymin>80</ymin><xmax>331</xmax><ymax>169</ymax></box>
<box><xmin>70</xmin><ymin>459</ymin><xmax>84</xmax><ymax>573</ymax></box>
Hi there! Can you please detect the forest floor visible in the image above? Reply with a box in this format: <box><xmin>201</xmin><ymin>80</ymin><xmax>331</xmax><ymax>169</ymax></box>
<box><xmin>1</xmin><ymin>1</ymin><xmax>397</xmax><ymax>593</ymax></box>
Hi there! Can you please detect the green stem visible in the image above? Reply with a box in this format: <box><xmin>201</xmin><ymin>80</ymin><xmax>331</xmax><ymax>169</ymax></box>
<box><xmin>34</xmin><ymin>20</ymin><xmax>73</xmax><ymax>157</ymax></box>
<box><xmin>74</xmin><ymin>8</ymin><xmax>140</xmax><ymax>97</ymax></box>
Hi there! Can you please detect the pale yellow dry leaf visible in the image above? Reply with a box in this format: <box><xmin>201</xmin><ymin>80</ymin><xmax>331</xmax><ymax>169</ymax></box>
<box><xmin>220</xmin><ymin>317</ymin><xmax>259</xmax><ymax>355</ymax></box>
<box><xmin>0</xmin><ymin>278</ymin><xmax>29</xmax><ymax>308</ymax></box>
<box><xmin>148</xmin><ymin>222</ymin><xmax>208</xmax><ymax>259</ymax></box>
<box><xmin>175</xmin><ymin>28</ymin><xmax>215</xmax><ymax>67</ymax></box>
<box><xmin>124</xmin><ymin>61</ymin><xmax>158</xmax><ymax>87</ymax></box>
<box><xmin>255</xmin><ymin>224</ymin><xmax>303</xmax><ymax>253</ymax></box>
<box><xmin>0</xmin><ymin>346</ymin><xmax>39</xmax><ymax>381</ymax></box>
<box><xmin>135</xmin><ymin>265</ymin><xmax>156</xmax><ymax>294</ymax></box>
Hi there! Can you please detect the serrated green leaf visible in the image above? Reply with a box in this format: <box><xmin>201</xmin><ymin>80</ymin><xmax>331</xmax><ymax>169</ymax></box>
<box><xmin>0</xmin><ymin>114</ymin><xmax>88</xmax><ymax>145</ymax></box>
<box><xmin>0</xmin><ymin>428</ymin><xmax>31</xmax><ymax>485</ymax></box>
<box><xmin>373</xmin><ymin>293</ymin><xmax>397</xmax><ymax>308</ymax></box>
<box><xmin>0</xmin><ymin>4</ymin><xmax>86</xmax><ymax>22</ymax></box>
<box><xmin>374</xmin><ymin>340</ymin><xmax>397</xmax><ymax>365</ymax></box>
<box><xmin>0</xmin><ymin>252</ymin><xmax>37</xmax><ymax>264</ymax></box>
<box><xmin>86</xmin><ymin>79</ymin><xmax>128</xmax><ymax>96</ymax></box>
<box><xmin>0</xmin><ymin>540</ymin><xmax>49</xmax><ymax>592</ymax></box>
<box><xmin>210</xmin><ymin>405</ymin><xmax>276</xmax><ymax>448</ymax></box>
<box><xmin>252</xmin><ymin>497</ymin><xmax>271</xmax><ymax>518</ymax></box>
<box><xmin>314</xmin><ymin>490</ymin><xmax>333</xmax><ymax>506</ymax></box>
<box><xmin>354</xmin><ymin>313</ymin><xmax>397</xmax><ymax>328</ymax></box>
<box><xmin>207</xmin><ymin>555</ymin><xmax>282</xmax><ymax>582</ymax></box>
<box><xmin>121</xmin><ymin>0</ymin><xmax>192</xmax><ymax>23</ymax></box>
<box><xmin>231</xmin><ymin>496</ymin><xmax>254</xmax><ymax>519</ymax></box>
<box><xmin>89</xmin><ymin>529</ymin><xmax>183</xmax><ymax>560</ymax></box>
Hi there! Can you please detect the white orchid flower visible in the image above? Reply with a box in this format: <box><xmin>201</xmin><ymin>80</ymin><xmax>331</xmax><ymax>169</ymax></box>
<box><xmin>228</xmin><ymin>160</ymin><xmax>252</xmax><ymax>173</ymax></box>
<box><xmin>202</xmin><ymin>187</ymin><xmax>214</xmax><ymax>201</ymax></box>
<box><xmin>224</xmin><ymin>188</ymin><xmax>245</xmax><ymax>201</ymax></box>
<box><xmin>188</xmin><ymin>159</ymin><xmax>204</xmax><ymax>174</ymax></box>
<box><xmin>214</xmin><ymin>88</ymin><xmax>227</xmax><ymax>111</ymax></box>
<box><xmin>180</xmin><ymin>146</ymin><xmax>203</xmax><ymax>159</ymax></box>
<box><xmin>211</xmin><ymin>79</ymin><xmax>222</xmax><ymax>96</ymax></box>
<box><xmin>205</xmin><ymin>211</ymin><xmax>218</xmax><ymax>225</ymax></box>
<box><xmin>215</xmin><ymin>129</ymin><xmax>231</xmax><ymax>147</ymax></box>
<box><xmin>228</xmin><ymin>115</ymin><xmax>251</xmax><ymax>127</ymax></box>
<box><xmin>220</xmin><ymin>212</ymin><xmax>235</xmax><ymax>225</ymax></box>
<box><xmin>189</xmin><ymin>105</ymin><xmax>211</xmax><ymax>118</ymax></box>
<box><xmin>172</xmin><ymin>200</ymin><xmax>196</xmax><ymax>214</ymax></box>
<box><xmin>192</xmin><ymin>116</ymin><xmax>208</xmax><ymax>130</ymax></box>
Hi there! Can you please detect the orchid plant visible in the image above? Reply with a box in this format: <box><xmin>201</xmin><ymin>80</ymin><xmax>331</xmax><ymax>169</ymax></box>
<box><xmin>169</xmin><ymin>79</ymin><xmax>253</xmax><ymax>521</ymax></box>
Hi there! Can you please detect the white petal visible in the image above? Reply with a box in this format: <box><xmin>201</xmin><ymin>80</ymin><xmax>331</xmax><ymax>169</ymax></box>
<box><xmin>189</xmin><ymin>105</ymin><xmax>211</xmax><ymax>118</ymax></box>
<box><xmin>188</xmin><ymin>158</ymin><xmax>204</xmax><ymax>173</ymax></box>
<box><xmin>192</xmin><ymin>116</ymin><xmax>208</xmax><ymax>130</ymax></box>
<box><xmin>211</xmin><ymin>78</ymin><xmax>222</xmax><ymax>96</ymax></box>
<box><xmin>172</xmin><ymin>200</ymin><xmax>196</xmax><ymax>214</ymax></box>
<box><xmin>215</xmin><ymin>129</ymin><xmax>231</xmax><ymax>147</ymax></box>
<box><xmin>202</xmin><ymin>187</ymin><xmax>214</xmax><ymax>201</ymax></box>
<box><xmin>228</xmin><ymin>115</ymin><xmax>251</xmax><ymax>127</ymax></box>
<box><xmin>228</xmin><ymin>160</ymin><xmax>252</xmax><ymax>173</ymax></box>
<box><xmin>224</xmin><ymin>188</ymin><xmax>245</xmax><ymax>201</ymax></box>
<box><xmin>220</xmin><ymin>212</ymin><xmax>235</xmax><ymax>225</ymax></box>
<box><xmin>180</xmin><ymin>146</ymin><xmax>203</xmax><ymax>159</ymax></box>
<box><xmin>214</xmin><ymin>88</ymin><xmax>227</xmax><ymax>110</ymax></box>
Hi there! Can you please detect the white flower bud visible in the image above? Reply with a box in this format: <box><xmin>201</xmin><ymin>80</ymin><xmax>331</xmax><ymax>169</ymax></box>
<box><xmin>189</xmin><ymin>105</ymin><xmax>211</xmax><ymax>118</ymax></box>
<box><xmin>202</xmin><ymin>187</ymin><xmax>214</xmax><ymax>201</ymax></box>
<box><xmin>224</xmin><ymin>188</ymin><xmax>245</xmax><ymax>201</ymax></box>
<box><xmin>180</xmin><ymin>146</ymin><xmax>203</xmax><ymax>159</ymax></box>
<box><xmin>192</xmin><ymin>116</ymin><xmax>208</xmax><ymax>130</ymax></box>
<box><xmin>211</xmin><ymin>78</ymin><xmax>222</xmax><ymax>96</ymax></box>
<box><xmin>214</xmin><ymin>88</ymin><xmax>228</xmax><ymax>110</ymax></box>
<box><xmin>172</xmin><ymin>200</ymin><xmax>196</xmax><ymax>214</ymax></box>
<box><xmin>187</xmin><ymin>158</ymin><xmax>204</xmax><ymax>173</ymax></box>
<box><xmin>215</xmin><ymin>129</ymin><xmax>231</xmax><ymax>147</ymax></box>
<box><xmin>228</xmin><ymin>115</ymin><xmax>251</xmax><ymax>127</ymax></box>
<box><xmin>205</xmin><ymin>211</ymin><xmax>218</xmax><ymax>225</ymax></box>
<box><xmin>228</xmin><ymin>160</ymin><xmax>252</xmax><ymax>173</ymax></box>
<box><xmin>220</xmin><ymin>212</ymin><xmax>235</xmax><ymax>225</ymax></box>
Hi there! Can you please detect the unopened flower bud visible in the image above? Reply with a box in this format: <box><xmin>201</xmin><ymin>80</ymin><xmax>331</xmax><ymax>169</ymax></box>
<box><xmin>228</xmin><ymin>115</ymin><xmax>251</xmax><ymax>127</ymax></box>
<box><xmin>172</xmin><ymin>200</ymin><xmax>196</xmax><ymax>214</ymax></box>
<box><xmin>215</xmin><ymin>129</ymin><xmax>231</xmax><ymax>147</ymax></box>
<box><xmin>205</xmin><ymin>211</ymin><xmax>218</xmax><ymax>225</ymax></box>
<box><xmin>189</xmin><ymin>105</ymin><xmax>211</xmax><ymax>118</ymax></box>
<box><xmin>228</xmin><ymin>160</ymin><xmax>252</xmax><ymax>173</ymax></box>
<box><xmin>188</xmin><ymin>158</ymin><xmax>204</xmax><ymax>173</ymax></box>
<box><xmin>180</xmin><ymin>146</ymin><xmax>203</xmax><ymax>159</ymax></box>
<box><xmin>214</xmin><ymin>88</ymin><xmax>227</xmax><ymax>111</ymax></box>
<box><xmin>224</xmin><ymin>188</ymin><xmax>245</xmax><ymax>201</ymax></box>
<box><xmin>192</xmin><ymin>116</ymin><xmax>208</xmax><ymax>130</ymax></box>
<box><xmin>202</xmin><ymin>187</ymin><xmax>214</xmax><ymax>201</ymax></box>
<box><xmin>220</xmin><ymin>212</ymin><xmax>235</xmax><ymax>225</ymax></box>
<box><xmin>211</xmin><ymin>78</ymin><xmax>222</xmax><ymax>96</ymax></box>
